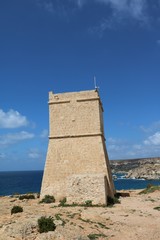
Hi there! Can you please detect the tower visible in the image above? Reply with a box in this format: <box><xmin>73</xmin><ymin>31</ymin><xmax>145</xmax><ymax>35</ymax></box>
<box><xmin>40</xmin><ymin>90</ymin><xmax>115</xmax><ymax>204</ymax></box>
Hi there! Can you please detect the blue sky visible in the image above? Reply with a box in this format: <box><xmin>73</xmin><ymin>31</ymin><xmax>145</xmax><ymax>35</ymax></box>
<box><xmin>0</xmin><ymin>0</ymin><xmax>160</xmax><ymax>171</ymax></box>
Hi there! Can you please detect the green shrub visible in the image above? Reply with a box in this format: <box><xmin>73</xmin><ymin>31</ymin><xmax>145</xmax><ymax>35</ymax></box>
<box><xmin>88</xmin><ymin>233</ymin><xmax>107</xmax><ymax>239</ymax></box>
<box><xmin>11</xmin><ymin>206</ymin><xmax>23</xmax><ymax>215</ymax></box>
<box><xmin>59</xmin><ymin>197</ymin><xmax>67</xmax><ymax>206</ymax></box>
<box><xmin>10</xmin><ymin>193</ymin><xmax>20</xmax><ymax>198</ymax></box>
<box><xmin>40</xmin><ymin>195</ymin><xmax>55</xmax><ymax>204</ymax></box>
<box><xmin>113</xmin><ymin>197</ymin><xmax>121</xmax><ymax>204</ymax></box>
<box><xmin>38</xmin><ymin>216</ymin><xmax>56</xmax><ymax>233</ymax></box>
<box><xmin>85</xmin><ymin>200</ymin><xmax>93</xmax><ymax>207</ymax></box>
<box><xmin>154</xmin><ymin>206</ymin><xmax>160</xmax><ymax>211</ymax></box>
<box><xmin>58</xmin><ymin>202</ymin><xmax>78</xmax><ymax>207</ymax></box>
<box><xmin>147</xmin><ymin>183</ymin><xmax>153</xmax><ymax>189</ymax></box>
<box><xmin>107</xmin><ymin>196</ymin><xmax>120</xmax><ymax>206</ymax></box>
<box><xmin>19</xmin><ymin>194</ymin><xmax>35</xmax><ymax>200</ymax></box>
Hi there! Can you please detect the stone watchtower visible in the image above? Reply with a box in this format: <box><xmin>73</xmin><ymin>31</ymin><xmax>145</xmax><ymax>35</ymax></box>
<box><xmin>40</xmin><ymin>90</ymin><xmax>115</xmax><ymax>204</ymax></box>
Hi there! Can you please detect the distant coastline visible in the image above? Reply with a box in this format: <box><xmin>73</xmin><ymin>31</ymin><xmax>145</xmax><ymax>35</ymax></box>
<box><xmin>110</xmin><ymin>157</ymin><xmax>160</xmax><ymax>180</ymax></box>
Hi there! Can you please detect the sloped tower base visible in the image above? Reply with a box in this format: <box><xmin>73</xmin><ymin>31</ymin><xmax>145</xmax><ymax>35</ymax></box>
<box><xmin>40</xmin><ymin>90</ymin><xmax>115</xmax><ymax>205</ymax></box>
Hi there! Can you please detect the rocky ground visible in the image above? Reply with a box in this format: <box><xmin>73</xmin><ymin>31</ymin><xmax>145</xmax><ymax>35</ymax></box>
<box><xmin>110</xmin><ymin>157</ymin><xmax>160</xmax><ymax>179</ymax></box>
<box><xmin>0</xmin><ymin>189</ymin><xmax>160</xmax><ymax>240</ymax></box>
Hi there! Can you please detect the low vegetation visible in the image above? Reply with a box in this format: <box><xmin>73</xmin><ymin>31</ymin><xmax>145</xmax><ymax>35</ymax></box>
<box><xmin>40</xmin><ymin>195</ymin><xmax>55</xmax><ymax>204</ymax></box>
<box><xmin>59</xmin><ymin>197</ymin><xmax>67</xmax><ymax>206</ymax></box>
<box><xmin>87</xmin><ymin>233</ymin><xmax>107</xmax><ymax>239</ymax></box>
<box><xmin>153</xmin><ymin>206</ymin><xmax>160</xmax><ymax>211</ymax></box>
<box><xmin>58</xmin><ymin>198</ymin><xmax>106</xmax><ymax>208</ymax></box>
<box><xmin>38</xmin><ymin>216</ymin><xmax>56</xmax><ymax>233</ymax></box>
<box><xmin>19</xmin><ymin>194</ymin><xmax>35</xmax><ymax>200</ymax></box>
<box><xmin>11</xmin><ymin>206</ymin><xmax>23</xmax><ymax>215</ymax></box>
<box><xmin>97</xmin><ymin>222</ymin><xmax>110</xmax><ymax>229</ymax></box>
<box><xmin>57</xmin><ymin>202</ymin><xmax>106</xmax><ymax>207</ymax></box>
<box><xmin>84</xmin><ymin>200</ymin><xmax>93</xmax><ymax>207</ymax></box>
<box><xmin>55</xmin><ymin>213</ymin><xmax>66</xmax><ymax>226</ymax></box>
<box><xmin>139</xmin><ymin>184</ymin><xmax>160</xmax><ymax>194</ymax></box>
<box><xmin>107</xmin><ymin>196</ymin><xmax>120</xmax><ymax>206</ymax></box>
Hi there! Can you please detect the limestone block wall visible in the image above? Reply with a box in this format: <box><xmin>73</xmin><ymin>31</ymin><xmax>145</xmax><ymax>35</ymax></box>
<box><xmin>40</xmin><ymin>90</ymin><xmax>115</xmax><ymax>204</ymax></box>
<box><xmin>49</xmin><ymin>91</ymin><xmax>102</xmax><ymax>137</ymax></box>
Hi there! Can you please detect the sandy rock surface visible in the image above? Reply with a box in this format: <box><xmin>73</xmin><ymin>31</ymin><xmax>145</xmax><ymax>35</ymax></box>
<box><xmin>0</xmin><ymin>190</ymin><xmax>160</xmax><ymax>240</ymax></box>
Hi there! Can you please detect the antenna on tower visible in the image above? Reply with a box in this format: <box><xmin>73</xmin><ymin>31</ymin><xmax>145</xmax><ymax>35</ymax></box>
<box><xmin>94</xmin><ymin>76</ymin><xmax>99</xmax><ymax>91</ymax></box>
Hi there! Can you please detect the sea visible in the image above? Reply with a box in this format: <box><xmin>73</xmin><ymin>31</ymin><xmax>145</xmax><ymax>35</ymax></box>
<box><xmin>0</xmin><ymin>171</ymin><xmax>160</xmax><ymax>196</ymax></box>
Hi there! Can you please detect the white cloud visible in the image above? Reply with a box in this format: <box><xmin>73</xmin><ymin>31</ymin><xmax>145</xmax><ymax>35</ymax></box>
<box><xmin>133</xmin><ymin>144</ymin><xmax>142</xmax><ymax>150</ymax></box>
<box><xmin>40</xmin><ymin>129</ymin><xmax>48</xmax><ymax>138</ymax></box>
<box><xmin>0</xmin><ymin>131</ymin><xmax>35</xmax><ymax>146</ymax></box>
<box><xmin>140</xmin><ymin>121</ymin><xmax>160</xmax><ymax>133</ymax></box>
<box><xmin>92</xmin><ymin>0</ymin><xmax>148</xmax><ymax>34</ymax></box>
<box><xmin>37</xmin><ymin>0</ymin><xmax>72</xmax><ymax>18</ymax></box>
<box><xmin>36</xmin><ymin>0</ymin><xmax>54</xmax><ymax>13</ymax></box>
<box><xmin>43</xmin><ymin>0</ymin><xmax>54</xmax><ymax>13</ymax></box>
<box><xmin>73</xmin><ymin>0</ymin><xmax>148</xmax><ymax>18</ymax></box>
<box><xmin>107</xmin><ymin>137</ymin><xmax>130</xmax><ymax>159</ymax></box>
<box><xmin>108</xmin><ymin>137</ymin><xmax>123</xmax><ymax>144</ymax></box>
<box><xmin>36</xmin><ymin>0</ymin><xmax>158</xmax><ymax>35</ymax></box>
<box><xmin>108</xmin><ymin>144</ymin><xmax>120</xmax><ymax>151</ymax></box>
<box><xmin>97</xmin><ymin>0</ymin><xmax>147</xmax><ymax>18</ymax></box>
<box><xmin>38</xmin><ymin>0</ymin><xmax>148</xmax><ymax>19</ymax></box>
<box><xmin>144</xmin><ymin>132</ymin><xmax>160</xmax><ymax>145</ymax></box>
<box><xmin>0</xmin><ymin>153</ymin><xmax>6</xmax><ymax>159</ymax></box>
<box><xmin>74</xmin><ymin>0</ymin><xmax>88</xmax><ymax>8</ymax></box>
<box><xmin>0</xmin><ymin>109</ymin><xmax>28</xmax><ymax>129</ymax></box>
<box><xmin>107</xmin><ymin>132</ymin><xmax>160</xmax><ymax>160</ymax></box>
<box><xmin>36</xmin><ymin>0</ymin><xmax>152</xmax><ymax>34</ymax></box>
<box><xmin>28</xmin><ymin>149</ymin><xmax>41</xmax><ymax>159</ymax></box>
<box><xmin>127</xmin><ymin>143</ymin><xmax>160</xmax><ymax>158</ymax></box>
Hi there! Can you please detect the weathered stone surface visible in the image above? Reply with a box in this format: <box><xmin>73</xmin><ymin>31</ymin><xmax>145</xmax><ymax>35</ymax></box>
<box><xmin>0</xmin><ymin>220</ymin><xmax>37</xmax><ymax>239</ymax></box>
<box><xmin>35</xmin><ymin>231</ymin><xmax>64</xmax><ymax>240</ymax></box>
<box><xmin>67</xmin><ymin>173</ymin><xmax>106</xmax><ymax>204</ymax></box>
<box><xmin>80</xmin><ymin>208</ymin><xmax>104</xmax><ymax>222</ymax></box>
<box><xmin>54</xmin><ymin>220</ymin><xmax>63</xmax><ymax>226</ymax></box>
<box><xmin>40</xmin><ymin>90</ymin><xmax>115</xmax><ymax>204</ymax></box>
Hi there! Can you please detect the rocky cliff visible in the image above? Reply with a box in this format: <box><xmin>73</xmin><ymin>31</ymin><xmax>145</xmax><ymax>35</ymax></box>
<box><xmin>110</xmin><ymin>158</ymin><xmax>160</xmax><ymax>180</ymax></box>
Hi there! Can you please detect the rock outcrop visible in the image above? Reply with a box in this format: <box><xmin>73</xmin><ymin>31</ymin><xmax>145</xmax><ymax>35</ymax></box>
<box><xmin>110</xmin><ymin>158</ymin><xmax>160</xmax><ymax>180</ymax></box>
<box><xmin>126</xmin><ymin>159</ymin><xmax>160</xmax><ymax>180</ymax></box>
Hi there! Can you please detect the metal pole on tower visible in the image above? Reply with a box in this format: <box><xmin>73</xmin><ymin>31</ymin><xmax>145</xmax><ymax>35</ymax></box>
<box><xmin>94</xmin><ymin>76</ymin><xmax>97</xmax><ymax>89</ymax></box>
<box><xmin>94</xmin><ymin>76</ymin><xmax>99</xmax><ymax>91</ymax></box>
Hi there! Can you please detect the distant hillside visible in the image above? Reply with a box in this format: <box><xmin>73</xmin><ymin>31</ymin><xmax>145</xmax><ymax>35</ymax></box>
<box><xmin>110</xmin><ymin>157</ymin><xmax>160</xmax><ymax>180</ymax></box>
